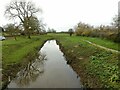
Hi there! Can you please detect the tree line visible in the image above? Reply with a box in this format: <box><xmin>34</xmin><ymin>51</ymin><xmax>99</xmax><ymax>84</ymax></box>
<box><xmin>74</xmin><ymin>15</ymin><xmax>120</xmax><ymax>43</ymax></box>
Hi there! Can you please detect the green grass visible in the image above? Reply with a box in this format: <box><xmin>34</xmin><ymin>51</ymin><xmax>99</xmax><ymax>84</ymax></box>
<box><xmin>2</xmin><ymin>35</ymin><xmax>53</xmax><ymax>88</ymax></box>
<box><xmin>79</xmin><ymin>36</ymin><xmax>119</xmax><ymax>51</ymax></box>
<box><xmin>2</xmin><ymin>33</ymin><xmax>119</xmax><ymax>88</ymax></box>
<box><xmin>50</xmin><ymin>34</ymin><xmax>119</xmax><ymax>88</ymax></box>
<box><xmin>2</xmin><ymin>35</ymin><xmax>52</xmax><ymax>68</ymax></box>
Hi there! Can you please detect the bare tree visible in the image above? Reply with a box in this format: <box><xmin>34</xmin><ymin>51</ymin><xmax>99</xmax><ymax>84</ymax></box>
<box><xmin>5</xmin><ymin>0</ymin><xmax>42</xmax><ymax>38</ymax></box>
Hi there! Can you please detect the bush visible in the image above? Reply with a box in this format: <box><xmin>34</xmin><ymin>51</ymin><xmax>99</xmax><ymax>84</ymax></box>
<box><xmin>75</xmin><ymin>22</ymin><xmax>119</xmax><ymax>43</ymax></box>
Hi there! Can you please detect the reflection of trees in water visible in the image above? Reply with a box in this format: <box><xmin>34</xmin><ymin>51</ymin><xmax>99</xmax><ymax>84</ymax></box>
<box><xmin>14</xmin><ymin>53</ymin><xmax>46</xmax><ymax>87</ymax></box>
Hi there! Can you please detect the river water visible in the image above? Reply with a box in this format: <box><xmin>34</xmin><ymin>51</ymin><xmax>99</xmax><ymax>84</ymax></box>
<box><xmin>8</xmin><ymin>40</ymin><xmax>82</xmax><ymax>88</ymax></box>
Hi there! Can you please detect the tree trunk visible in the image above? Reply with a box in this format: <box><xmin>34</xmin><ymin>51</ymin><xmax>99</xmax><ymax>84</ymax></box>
<box><xmin>14</xmin><ymin>35</ymin><xmax>17</xmax><ymax>40</ymax></box>
<box><xmin>24</xmin><ymin>23</ymin><xmax>31</xmax><ymax>39</ymax></box>
<box><xmin>27</xmin><ymin>31</ymin><xmax>31</xmax><ymax>39</ymax></box>
<box><xmin>28</xmin><ymin>34</ymin><xmax>31</xmax><ymax>39</ymax></box>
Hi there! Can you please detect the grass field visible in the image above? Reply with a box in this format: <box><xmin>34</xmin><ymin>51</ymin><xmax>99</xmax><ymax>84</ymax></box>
<box><xmin>80</xmin><ymin>36</ymin><xmax>119</xmax><ymax>51</ymax></box>
<box><xmin>2</xmin><ymin>35</ymin><xmax>53</xmax><ymax>68</ymax></box>
<box><xmin>51</xmin><ymin>34</ymin><xmax>119</xmax><ymax>88</ymax></box>
<box><xmin>2</xmin><ymin>33</ymin><xmax>120</xmax><ymax>88</ymax></box>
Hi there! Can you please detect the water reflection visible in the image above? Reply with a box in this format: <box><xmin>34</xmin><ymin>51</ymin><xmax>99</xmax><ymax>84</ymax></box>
<box><xmin>13</xmin><ymin>53</ymin><xmax>46</xmax><ymax>87</ymax></box>
<box><xmin>8</xmin><ymin>40</ymin><xmax>82</xmax><ymax>88</ymax></box>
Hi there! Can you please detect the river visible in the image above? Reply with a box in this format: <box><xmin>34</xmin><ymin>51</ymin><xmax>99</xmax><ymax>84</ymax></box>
<box><xmin>8</xmin><ymin>40</ymin><xmax>82</xmax><ymax>88</ymax></box>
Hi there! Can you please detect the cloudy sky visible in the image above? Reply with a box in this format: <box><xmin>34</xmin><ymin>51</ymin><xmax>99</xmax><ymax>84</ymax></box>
<box><xmin>0</xmin><ymin>0</ymin><xmax>119</xmax><ymax>31</ymax></box>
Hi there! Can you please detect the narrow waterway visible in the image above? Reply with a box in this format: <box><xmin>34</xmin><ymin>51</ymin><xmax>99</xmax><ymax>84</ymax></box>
<box><xmin>8</xmin><ymin>40</ymin><xmax>82</xmax><ymax>88</ymax></box>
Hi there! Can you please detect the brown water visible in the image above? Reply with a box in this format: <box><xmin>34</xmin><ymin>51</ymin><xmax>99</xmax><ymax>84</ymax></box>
<box><xmin>8</xmin><ymin>40</ymin><xmax>82</xmax><ymax>88</ymax></box>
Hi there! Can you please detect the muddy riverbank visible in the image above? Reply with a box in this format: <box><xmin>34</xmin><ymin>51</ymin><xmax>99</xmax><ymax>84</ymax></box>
<box><xmin>56</xmin><ymin>40</ymin><xmax>104</xmax><ymax>88</ymax></box>
<box><xmin>2</xmin><ymin>50</ymin><xmax>39</xmax><ymax>89</ymax></box>
<box><xmin>2</xmin><ymin>39</ymin><xmax>50</xmax><ymax>90</ymax></box>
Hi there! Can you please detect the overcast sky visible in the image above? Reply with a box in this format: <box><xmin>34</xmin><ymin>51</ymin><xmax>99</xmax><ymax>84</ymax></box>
<box><xmin>0</xmin><ymin>0</ymin><xmax>119</xmax><ymax>31</ymax></box>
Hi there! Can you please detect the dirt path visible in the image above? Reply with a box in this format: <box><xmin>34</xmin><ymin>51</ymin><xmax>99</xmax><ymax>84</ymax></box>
<box><xmin>84</xmin><ymin>40</ymin><xmax>120</xmax><ymax>54</ymax></box>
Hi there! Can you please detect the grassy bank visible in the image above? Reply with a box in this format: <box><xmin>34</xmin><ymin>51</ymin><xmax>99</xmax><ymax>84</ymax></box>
<box><xmin>51</xmin><ymin>34</ymin><xmax>119</xmax><ymax>88</ymax></box>
<box><xmin>2</xmin><ymin>33</ymin><xmax>119</xmax><ymax>88</ymax></box>
<box><xmin>2</xmin><ymin>35</ymin><xmax>53</xmax><ymax>67</ymax></box>
<box><xmin>79</xmin><ymin>36</ymin><xmax>119</xmax><ymax>51</ymax></box>
<box><xmin>2</xmin><ymin>35</ymin><xmax>52</xmax><ymax>89</ymax></box>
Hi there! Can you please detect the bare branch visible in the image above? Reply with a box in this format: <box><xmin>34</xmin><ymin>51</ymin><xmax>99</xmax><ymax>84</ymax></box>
<box><xmin>5</xmin><ymin>0</ymin><xmax>41</xmax><ymax>23</ymax></box>
<box><xmin>4</xmin><ymin>0</ymin><xmax>42</xmax><ymax>38</ymax></box>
